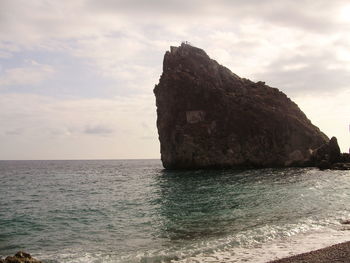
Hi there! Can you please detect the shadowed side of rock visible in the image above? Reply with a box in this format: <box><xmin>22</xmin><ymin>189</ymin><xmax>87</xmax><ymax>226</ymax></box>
<box><xmin>154</xmin><ymin>43</ymin><xmax>329</xmax><ymax>169</ymax></box>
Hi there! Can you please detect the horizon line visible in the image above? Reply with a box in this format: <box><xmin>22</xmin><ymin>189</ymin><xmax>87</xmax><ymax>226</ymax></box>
<box><xmin>0</xmin><ymin>158</ymin><xmax>161</xmax><ymax>161</ymax></box>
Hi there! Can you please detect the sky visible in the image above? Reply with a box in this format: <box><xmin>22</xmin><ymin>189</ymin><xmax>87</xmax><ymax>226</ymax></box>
<box><xmin>0</xmin><ymin>0</ymin><xmax>349</xmax><ymax>160</ymax></box>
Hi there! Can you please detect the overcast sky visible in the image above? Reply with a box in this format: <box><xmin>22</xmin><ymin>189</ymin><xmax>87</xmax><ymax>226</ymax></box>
<box><xmin>0</xmin><ymin>0</ymin><xmax>349</xmax><ymax>160</ymax></box>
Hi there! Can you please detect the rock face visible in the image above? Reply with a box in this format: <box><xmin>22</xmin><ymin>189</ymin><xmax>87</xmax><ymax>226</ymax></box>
<box><xmin>154</xmin><ymin>43</ymin><xmax>329</xmax><ymax>169</ymax></box>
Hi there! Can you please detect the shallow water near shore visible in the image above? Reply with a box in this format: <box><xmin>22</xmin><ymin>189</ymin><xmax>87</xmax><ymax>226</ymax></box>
<box><xmin>0</xmin><ymin>159</ymin><xmax>350</xmax><ymax>262</ymax></box>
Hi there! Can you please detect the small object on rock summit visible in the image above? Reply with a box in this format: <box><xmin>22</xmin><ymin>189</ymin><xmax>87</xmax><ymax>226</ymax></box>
<box><xmin>154</xmin><ymin>43</ymin><xmax>329</xmax><ymax>169</ymax></box>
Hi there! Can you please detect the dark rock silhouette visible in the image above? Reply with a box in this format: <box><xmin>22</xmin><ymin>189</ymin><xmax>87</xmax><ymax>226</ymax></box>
<box><xmin>154</xmin><ymin>43</ymin><xmax>329</xmax><ymax>169</ymax></box>
<box><xmin>311</xmin><ymin>137</ymin><xmax>350</xmax><ymax>170</ymax></box>
<box><xmin>312</xmin><ymin>137</ymin><xmax>341</xmax><ymax>164</ymax></box>
<box><xmin>312</xmin><ymin>137</ymin><xmax>340</xmax><ymax>169</ymax></box>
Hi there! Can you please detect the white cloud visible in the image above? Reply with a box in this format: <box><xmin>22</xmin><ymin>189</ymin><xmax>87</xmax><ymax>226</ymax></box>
<box><xmin>1</xmin><ymin>0</ymin><xmax>349</xmax><ymax>94</ymax></box>
<box><xmin>71</xmin><ymin>35</ymin><xmax>163</xmax><ymax>92</ymax></box>
<box><xmin>83</xmin><ymin>124</ymin><xmax>115</xmax><ymax>135</ymax></box>
<box><xmin>0</xmin><ymin>61</ymin><xmax>55</xmax><ymax>86</ymax></box>
<box><xmin>282</xmin><ymin>63</ymin><xmax>308</xmax><ymax>71</ymax></box>
<box><xmin>338</xmin><ymin>4</ymin><xmax>350</xmax><ymax>22</ymax></box>
<box><xmin>0</xmin><ymin>93</ymin><xmax>159</xmax><ymax>159</ymax></box>
<box><xmin>0</xmin><ymin>51</ymin><xmax>13</xmax><ymax>58</ymax></box>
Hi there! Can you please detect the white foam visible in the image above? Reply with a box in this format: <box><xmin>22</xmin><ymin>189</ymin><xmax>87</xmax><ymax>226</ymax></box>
<box><xmin>37</xmin><ymin>220</ymin><xmax>350</xmax><ymax>263</ymax></box>
<box><xmin>172</xmin><ymin>226</ymin><xmax>350</xmax><ymax>263</ymax></box>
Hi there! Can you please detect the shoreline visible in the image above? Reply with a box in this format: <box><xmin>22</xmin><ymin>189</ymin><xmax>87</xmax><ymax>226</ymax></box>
<box><xmin>267</xmin><ymin>241</ymin><xmax>350</xmax><ymax>263</ymax></box>
<box><xmin>2</xmin><ymin>238</ymin><xmax>350</xmax><ymax>263</ymax></box>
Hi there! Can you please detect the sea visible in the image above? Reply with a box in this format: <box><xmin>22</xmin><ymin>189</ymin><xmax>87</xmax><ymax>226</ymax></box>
<box><xmin>0</xmin><ymin>159</ymin><xmax>350</xmax><ymax>263</ymax></box>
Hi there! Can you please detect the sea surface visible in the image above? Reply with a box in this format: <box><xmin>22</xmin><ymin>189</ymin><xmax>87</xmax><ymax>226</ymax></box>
<box><xmin>0</xmin><ymin>159</ymin><xmax>350</xmax><ymax>263</ymax></box>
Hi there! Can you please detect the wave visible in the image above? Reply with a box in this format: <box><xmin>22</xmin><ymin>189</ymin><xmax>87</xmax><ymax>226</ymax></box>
<box><xmin>37</xmin><ymin>218</ymin><xmax>350</xmax><ymax>263</ymax></box>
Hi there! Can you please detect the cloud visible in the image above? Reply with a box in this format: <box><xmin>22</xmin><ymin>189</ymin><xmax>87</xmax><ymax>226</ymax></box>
<box><xmin>1</xmin><ymin>0</ymin><xmax>349</xmax><ymax>96</ymax></box>
<box><xmin>0</xmin><ymin>0</ymin><xmax>350</xmax><ymax>159</ymax></box>
<box><xmin>0</xmin><ymin>0</ymin><xmax>128</xmax><ymax>48</ymax></box>
<box><xmin>85</xmin><ymin>0</ymin><xmax>344</xmax><ymax>29</ymax></box>
<box><xmin>84</xmin><ymin>124</ymin><xmax>114</xmax><ymax>135</ymax></box>
<box><xmin>0</xmin><ymin>93</ymin><xmax>159</xmax><ymax>159</ymax></box>
<box><xmin>1</xmin><ymin>0</ymin><xmax>347</xmax><ymax>52</ymax></box>
<box><xmin>0</xmin><ymin>60</ymin><xmax>55</xmax><ymax>87</ymax></box>
<box><xmin>5</xmin><ymin>128</ymin><xmax>23</xmax><ymax>136</ymax></box>
<box><xmin>0</xmin><ymin>51</ymin><xmax>13</xmax><ymax>58</ymax></box>
<box><xmin>71</xmin><ymin>35</ymin><xmax>163</xmax><ymax>93</ymax></box>
<box><xmin>254</xmin><ymin>52</ymin><xmax>350</xmax><ymax>95</ymax></box>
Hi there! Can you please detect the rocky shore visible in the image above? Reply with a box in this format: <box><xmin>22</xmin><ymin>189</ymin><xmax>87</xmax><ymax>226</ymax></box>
<box><xmin>0</xmin><ymin>252</ymin><xmax>42</xmax><ymax>263</ymax></box>
<box><xmin>268</xmin><ymin>241</ymin><xmax>350</xmax><ymax>263</ymax></box>
<box><xmin>4</xmin><ymin>243</ymin><xmax>350</xmax><ymax>263</ymax></box>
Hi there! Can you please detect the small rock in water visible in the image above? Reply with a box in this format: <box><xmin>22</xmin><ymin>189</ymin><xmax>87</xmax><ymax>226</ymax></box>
<box><xmin>14</xmin><ymin>252</ymin><xmax>32</xmax><ymax>259</ymax></box>
<box><xmin>2</xmin><ymin>251</ymin><xmax>42</xmax><ymax>263</ymax></box>
<box><xmin>317</xmin><ymin>160</ymin><xmax>331</xmax><ymax>170</ymax></box>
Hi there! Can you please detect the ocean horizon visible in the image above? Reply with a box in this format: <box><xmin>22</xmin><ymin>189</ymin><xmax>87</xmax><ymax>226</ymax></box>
<box><xmin>1</xmin><ymin>159</ymin><xmax>350</xmax><ymax>262</ymax></box>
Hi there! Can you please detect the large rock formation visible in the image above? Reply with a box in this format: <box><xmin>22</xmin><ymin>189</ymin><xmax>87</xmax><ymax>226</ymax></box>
<box><xmin>154</xmin><ymin>43</ymin><xmax>329</xmax><ymax>169</ymax></box>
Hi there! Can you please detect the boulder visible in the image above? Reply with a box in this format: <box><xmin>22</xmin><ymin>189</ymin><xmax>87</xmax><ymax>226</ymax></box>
<box><xmin>2</xmin><ymin>252</ymin><xmax>42</xmax><ymax>263</ymax></box>
<box><xmin>311</xmin><ymin>137</ymin><xmax>350</xmax><ymax>170</ymax></box>
<box><xmin>154</xmin><ymin>43</ymin><xmax>329</xmax><ymax>169</ymax></box>
<box><xmin>317</xmin><ymin>160</ymin><xmax>331</xmax><ymax>170</ymax></box>
<box><xmin>312</xmin><ymin>136</ymin><xmax>341</xmax><ymax>165</ymax></box>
